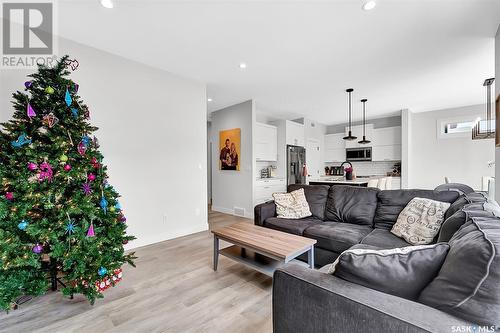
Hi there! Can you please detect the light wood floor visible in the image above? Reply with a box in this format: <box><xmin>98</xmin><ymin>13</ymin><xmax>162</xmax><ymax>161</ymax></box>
<box><xmin>0</xmin><ymin>211</ymin><xmax>272</xmax><ymax>333</ymax></box>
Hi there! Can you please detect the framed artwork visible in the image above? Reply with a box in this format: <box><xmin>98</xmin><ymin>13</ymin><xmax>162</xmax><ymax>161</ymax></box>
<box><xmin>219</xmin><ymin>128</ymin><xmax>241</xmax><ymax>171</ymax></box>
<box><xmin>496</xmin><ymin>95</ymin><xmax>500</xmax><ymax>147</ymax></box>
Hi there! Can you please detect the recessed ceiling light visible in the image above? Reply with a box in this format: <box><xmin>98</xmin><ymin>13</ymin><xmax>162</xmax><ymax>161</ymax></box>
<box><xmin>362</xmin><ymin>0</ymin><xmax>376</xmax><ymax>11</ymax></box>
<box><xmin>239</xmin><ymin>63</ymin><xmax>247</xmax><ymax>69</ymax></box>
<box><xmin>100</xmin><ymin>0</ymin><xmax>114</xmax><ymax>9</ymax></box>
<box><xmin>207</xmin><ymin>98</ymin><xmax>213</xmax><ymax>102</ymax></box>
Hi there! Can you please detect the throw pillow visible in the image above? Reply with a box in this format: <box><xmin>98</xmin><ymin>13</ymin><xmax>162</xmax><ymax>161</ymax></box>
<box><xmin>391</xmin><ymin>197</ymin><xmax>451</xmax><ymax>245</ymax></box>
<box><xmin>326</xmin><ymin>243</ymin><xmax>450</xmax><ymax>300</ymax></box>
<box><xmin>273</xmin><ymin>188</ymin><xmax>312</xmax><ymax>219</ymax></box>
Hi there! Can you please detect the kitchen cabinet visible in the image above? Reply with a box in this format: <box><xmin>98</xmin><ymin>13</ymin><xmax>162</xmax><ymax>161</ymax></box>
<box><xmin>285</xmin><ymin>121</ymin><xmax>305</xmax><ymax>147</ymax></box>
<box><xmin>372</xmin><ymin>126</ymin><xmax>402</xmax><ymax>161</ymax></box>
<box><xmin>344</xmin><ymin>124</ymin><xmax>374</xmax><ymax>148</ymax></box>
<box><xmin>372</xmin><ymin>144</ymin><xmax>401</xmax><ymax>161</ymax></box>
<box><xmin>255</xmin><ymin>123</ymin><xmax>278</xmax><ymax>161</ymax></box>
<box><xmin>254</xmin><ymin>178</ymin><xmax>286</xmax><ymax>205</ymax></box>
<box><xmin>324</xmin><ymin>133</ymin><xmax>345</xmax><ymax>162</ymax></box>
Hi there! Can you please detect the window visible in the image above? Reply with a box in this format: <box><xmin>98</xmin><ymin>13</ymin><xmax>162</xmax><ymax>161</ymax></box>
<box><xmin>437</xmin><ymin>116</ymin><xmax>483</xmax><ymax>139</ymax></box>
<box><xmin>443</xmin><ymin>120</ymin><xmax>475</xmax><ymax>134</ymax></box>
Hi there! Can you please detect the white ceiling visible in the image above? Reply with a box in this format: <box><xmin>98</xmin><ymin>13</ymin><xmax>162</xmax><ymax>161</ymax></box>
<box><xmin>57</xmin><ymin>0</ymin><xmax>500</xmax><ymax>125</ymax></box>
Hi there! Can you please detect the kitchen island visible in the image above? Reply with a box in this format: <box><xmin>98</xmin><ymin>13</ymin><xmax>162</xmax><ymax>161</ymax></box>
<box><xmin>308</xmin><ymin>176</ymin><xmax>378</xmax><ymax>187</ymax></box>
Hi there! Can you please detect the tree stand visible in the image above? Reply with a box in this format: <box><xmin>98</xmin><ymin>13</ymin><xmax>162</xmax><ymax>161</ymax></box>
<box><xmin>50</xmin><ymin>258</ymin><xmax>73</xmax><ymax>299</ymax></box>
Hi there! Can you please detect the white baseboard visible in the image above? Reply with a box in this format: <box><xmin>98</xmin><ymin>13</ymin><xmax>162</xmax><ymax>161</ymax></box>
<box><xmin>212</xmin><ymin>206</ymin><xmax>254</xmax><ymax>219</ymax></box>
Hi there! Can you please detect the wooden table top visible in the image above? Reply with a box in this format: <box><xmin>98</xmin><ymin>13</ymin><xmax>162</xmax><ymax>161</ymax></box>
<box><xmin>212</xmin><ymin>222</ymin><xmax>316</xmax><ymax>261</ymax></box>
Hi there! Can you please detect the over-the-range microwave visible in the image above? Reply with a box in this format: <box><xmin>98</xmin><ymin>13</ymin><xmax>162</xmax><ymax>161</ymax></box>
<box><xmin>346</xmin><ymin>147</ymin><xmax>372</xmax><ymax>161</ymax></box>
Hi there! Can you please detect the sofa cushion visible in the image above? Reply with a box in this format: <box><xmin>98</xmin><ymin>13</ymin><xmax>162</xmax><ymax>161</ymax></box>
<box><xmin>326</xmin><ymin>243</ymin><xmax>450</xmax><ymax>300</ymax></box>
<box><xmin>264</xmin><ymin>217</ymin><xmax>321</xmax><ymax>235</ymax></box>
<box><xmin>360</xmin><ymin>229</ymin><xmax>411</xmax><ymax>249</ymax></box>
<box><xmin>273</xmin><ymin>188</ymin><xmax>312</xmax><ymax>219</ymax></box>
<box><xmin>419</xmin><ymin>215</ymin><xmax>500</xmax><ymax>326</ymax></box>
<box><xmin>391</xmin><ymin>197</ymin><xmax>451</xmax><ymax>245</ymax></box>
<box><xmin>288</xmin><ymin>184</ymin><xmax>329</xmax><ymax>220</ymax></box>
<box><xmin>325</xmin><ymin>185</ymin><xmax>379</xmax><ymax>226</ymax></box>
<box><xmin>303</xmin><ymin>222</ymin><xmax>372</xmax><ymax>253</ymax></box>
<box><xmin>445</xmin><ymin>195</ymin><xmax>469</xmax><ymax>220</ymax></box>
<box><xmin>374</xmin><ymin>190</ymin><xmax>459</xmax><ymax>230</ymax></box>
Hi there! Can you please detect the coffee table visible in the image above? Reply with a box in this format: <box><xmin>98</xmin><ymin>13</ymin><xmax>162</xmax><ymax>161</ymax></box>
<box><xmin>212</xmin><ymin>222</ymin><xmax>316</xmax><ymax>277</ymax></box>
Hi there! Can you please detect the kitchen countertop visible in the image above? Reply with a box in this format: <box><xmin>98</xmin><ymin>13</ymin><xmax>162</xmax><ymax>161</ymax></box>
<box><xmin>309</xmin><ymin>175</ymin><xmax>400</xmax><ymax>185</ymax></box>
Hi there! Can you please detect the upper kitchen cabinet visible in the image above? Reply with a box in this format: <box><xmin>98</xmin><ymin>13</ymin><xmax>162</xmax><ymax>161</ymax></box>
<box><xmin>285</xmin><ymin>120</ymin><xmax>305</xmax><ymax>147</ymax></box>
<box><xmin>324</xmin><ymin>133</ymin><xmax>345</xmax><ymax>162</ymax></box>
<box><xmin>344</xmin><ymin>124</ymin><xmax>374</xmax><ymax>148</ymax></box>
<box><xmin>255</xmin><ymin>122</ymin><xmax>278</xmax><ymax>161</ymax></box>
<box><xmin>372</xmin><ymin>126</ymin><xmax>402</xmax><ymax>161</ymax></box>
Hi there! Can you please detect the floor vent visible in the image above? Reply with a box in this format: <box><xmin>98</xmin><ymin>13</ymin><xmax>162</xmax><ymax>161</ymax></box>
<box><xmin>234</xmin><ymin>207</ymin><xmax>245</xmax><ymax>217</ymax></box>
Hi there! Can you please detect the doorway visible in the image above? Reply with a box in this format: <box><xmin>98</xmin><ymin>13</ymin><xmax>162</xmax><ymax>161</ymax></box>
<box><xmin>306</xmin><ymin>138</ymin><xmax>321</xmax><ymax>183</ymax></box>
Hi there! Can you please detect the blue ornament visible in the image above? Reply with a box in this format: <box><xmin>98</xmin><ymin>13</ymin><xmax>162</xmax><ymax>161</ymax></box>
<box><xmin>65</xmin><ymin>221</ymin><xmax>75</xmax><ymax>235</ymax></box>
<box><xmin>65</xmin><ymin>88</ymin><xmax>72</xmax><ymax>106</ymax></box>
<box><xmin>115</xmin><ymin>202</ymin><xmax>122</xmax><ymax>211</ymax></box>
<box><xmin>100</xmin><ymin>196</ymin><xmax>108</xmax><ymax>214</ymax></box>
<box><xmin>18</xmin><ymin>220</ymin><xmax>28</xmax><ymax>230</ymax></box>
<box><xmin>11</xmin><ymin>133</ymin><xmax>32</xmax><ymax>148</ymax></box>
<box><xmin>71</xmin><ymin>108</ymin><xmax>78</xmax><ymax>118</ymax></box>
<box><xmin>98</xmin><ymin>267</ymin><xmax>107</xmax><ymax>276</ymax></box>
<box><xmin>82</xmin><ymin>136</ymin><xmax>91</xmax><ymax>146</ymax></box>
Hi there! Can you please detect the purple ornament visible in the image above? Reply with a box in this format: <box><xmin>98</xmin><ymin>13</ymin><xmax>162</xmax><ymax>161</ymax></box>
<box><xmin>32</xmin><ymin>243</ymin><xmax>43</xmax><ymax>254</ymax></box>
<box><xmin>38</xmin><ymin>162</ymin><xmax>53</xmax><ymax>182</ymax></box>
<box><xmin>27</xmin><ymin>103</ymin><xmax>36</xmax><ymax>120</ymax></box>
<box><xmin>5</xmin><ymin>192</ymin><xmax>14</xmax><ymax>201</ymax></box>
<box><xmin>119</xmin><ymin>214</ymin><xmax>127</xmax><ymax>222</ymax></box>
<box><xmin>27</xmin><ymin>162</ymin><xmax>38</xmax><ymax>171</ymax></box>
<box><xmin>82</xmin><ymin>182</ymin><xmax>92</xmax><ymax>195</ymax></box>
<box><xmin>74</xmin><ymin>83</ymin><xmax>79</xmax><ymax>92</ymax></box>
<box><xmin>87</xmin><ymin>222</ymin><xmax>95</xmax><ymax>237</ymax></box>
<box><xmin>24</xmin><ymin>81</ymin><xmax>33</xmax><ymax>88</ymax></box>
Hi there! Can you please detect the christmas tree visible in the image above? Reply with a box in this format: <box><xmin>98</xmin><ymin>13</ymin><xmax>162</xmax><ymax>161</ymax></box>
<box><xmin>0</xmin><ymin>56</ymin><xmax>136</xmax><ymax>311</ymax></box>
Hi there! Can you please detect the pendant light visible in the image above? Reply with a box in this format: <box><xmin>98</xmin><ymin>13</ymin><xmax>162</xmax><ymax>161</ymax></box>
<box><xmin>472</xmin><ymin>78</ymin><xmax>495</xmax><ymax>140</ymax></box>
<box><xmin>343</xmin><ymin>88</ymin><xmax>357</xmax><ymax>140</ymax></box>
<box><xmin>358</xmin><ymin>98</ymin><xmax>371</xmax><ymax>144</ymax></box>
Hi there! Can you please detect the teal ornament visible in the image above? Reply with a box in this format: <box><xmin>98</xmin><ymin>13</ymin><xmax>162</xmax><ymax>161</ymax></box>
<box><xmin>65</xmin><ymin>88</ymin><xmax>72</xmax><ymax>106</ymax></box>
<box><xmin>115</xmin><ymin>202</ymin><xmax>122</xmax><ymax>210</ymax></box>
<box><xmin>18</xmin><ymin>220</ymin><xmax>28</xmax><ymax>230</ymax></box>
<box><xmin>65</xmin><ymin>221</ymin><xmax>75</xmax><ymax>235</ymax></box>
<box><xmin>11</xmin><ymin>133</ymin><xmax>32</xmax><ymax>148</ymax></box>
<box><xmin>100</xmin><ymin>196</ymin><xmax>108</xmax><ymax>214</ymax></box>
<box><xmin>98</xmin><ymin>267</ymin><xmax>107</xmax><ymax>276</ymax></box>
<box><xmin>82</xmin><ymin>136</ymin><xmax>91</xmax><ymax>146</ymax></box>
<box><xmin>71</xmin><ymin>108</ymin><xmax>78</xmax><ymax>118</ymax></box>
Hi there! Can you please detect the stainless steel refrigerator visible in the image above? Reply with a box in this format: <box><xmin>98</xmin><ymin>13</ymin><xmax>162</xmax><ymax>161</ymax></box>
<box><xmin>287</xmin><ymin>145</ymin><xmax>306</xmax><ymax>186</ymax></box>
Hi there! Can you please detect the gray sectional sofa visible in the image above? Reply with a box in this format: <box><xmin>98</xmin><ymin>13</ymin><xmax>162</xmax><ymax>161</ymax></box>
<box><xmin>254</xmin><ymin>184</ymin><xmax>500</xmax><ymax>332</ymax></box>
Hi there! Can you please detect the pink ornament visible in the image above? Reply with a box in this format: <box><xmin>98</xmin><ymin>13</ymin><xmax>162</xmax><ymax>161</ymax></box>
<box><xmin>38</xmin><ymin>162</ymin><xmax>53</xmax><ymax>182</ymax></box>
<box><xmin>77</xmin><ymin>141</ymin><xmax>87</xmax><ymax>156</ymax></box>
<box><xmin>27</xmin><ymin>162</ymin><xmax>38</xmax><ymax>171</ymax></box>
<box><xmin>27</xmin><ymin>103</ymin><xmax>36</xmax><ymax>119</ymax></box>
<box><xmin>64</xmin><ymin>164</ymin><xmax>72</xmax><ymax>171</ymax></box>
<box><xmin>86</xmin><ymin>222</ymin><xmax>95</xmax><ymax>237</ymax></box>
<box><xmin>88</xmin><ymin>173</ymin><xmax>96</xmax><ymax>182</ymax></box>
<box><xmin>5</xmin><ymin>192</ymin><xmax>14</xmax><ymax>201</ymax></box>
<box><xmin>32</xmin><ymin>243</ymin><xmax>43</xmax><ymax>254</ymax></box>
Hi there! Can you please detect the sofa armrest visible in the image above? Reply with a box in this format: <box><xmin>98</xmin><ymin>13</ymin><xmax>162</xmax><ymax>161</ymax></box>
<box><xmin>254</xmin><ymin>201</ymin><xmax>276</xmax><ymax>226</ymax></box>
<box><xmin>273</xmin><ymin>263</ymin><xmax>471</xmax><ymax>333</ymax></box>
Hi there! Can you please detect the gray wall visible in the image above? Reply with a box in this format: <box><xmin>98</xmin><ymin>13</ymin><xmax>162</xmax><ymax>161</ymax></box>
<box><xmin>211</xmin><ymin>100</ymin><xmax>255</xmax><ymax>218</ymax></box>
<box><xmin>326</xmin><ymin>115</ymin><xmax>401</xmax><ymax>134</ymax></box>
<box><xmin>0</xmin><ymin>38</ymin><xmax>208</xmax><ymax>249</ymax></box>
<box><xmin>496</xmin><ymin>25</ymin><xmax>500</xmax><ymax>201</ymax></box>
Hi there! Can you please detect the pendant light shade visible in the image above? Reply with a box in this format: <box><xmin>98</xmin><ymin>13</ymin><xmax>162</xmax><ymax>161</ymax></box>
<box><xmin>358</xmin><ymin>98</ymin><xmax>371</xmax><ymax>144</ymax></box>
<box><xmin>343</xmin><ymin>88</ymin><xmax>357</xmax><ymax>141</ymax></box>
<box><xmin>472</xmin><ymin>78</ymin><xmax>495</xmax><ymax>140</ymax></box>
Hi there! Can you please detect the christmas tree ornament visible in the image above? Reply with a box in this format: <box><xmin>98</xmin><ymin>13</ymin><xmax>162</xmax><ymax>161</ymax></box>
<box><xmin>82</xmin><ymin>182</ymin><xmax>92</xmax><ymax>195</ymax></box>
<box><xmin>86</xmin><ymin>221</ymin><xmax>95</xmax><ymax>237</ymax></box>
<box><xmin>74</xmin><ymin>83</ymin><xmax>79</xmax><ymax>92</ymax></box>
<box><xmin>27</xmin><ymin>162</ymin><xmax>38</xmax><ymax>171</ymax></box>
<box><xmin>11</xmin><ymin>133</ymin><xmax>32</xmax><ymax>148</ymax></box>
<box><xmin>84</xmin><ymin>106</ymin><xmax>91</xmax><ymax>119</ymax></box>
<box><xmin>42</xmin><ymin>113</ymin><xmax>59</xmax><ymax>128</ymax></box>
<box><xmin>38</xmin><ymin>162</ymin><xmax>53</xmax><ymax>182</ymax></box>
<box><xmin>91</xmin><ymin>157</ymin><xmax>100</xmax><ymax>169</ymax></box>
<box><xmin>77</xmin><ymin>141</ymin><xmax>87</xmax><ymax>155</ymax></box>
<box><xmin>27</xmin><ymin>103</ymin><xmax>36</xmax><ymax>120</ymax></box>
<box><xmin>100</xmin><ymin>195</ymin><xmax>108</xmax><ymax>214</ymax></box>
<box><xmin>119</xmin><ymin>213</ymin><xmax>127</xmax><ymax>222</ymax></box>
<box><xmin>64</xmin><ymin>164</ymin><xmax>72</xmax><ymax>171</ymax></box>
<box><xmin>122</xmin><ymin>240</ymin><xmax>128</xmax><ymax>245</ymax></box>
<box><xmin>4</xmin><ymin>192</ymin><xmax>14</xmax><ymax>201</ymax></box>
<box><xmin>18</xmin><ymin>220</ymin><xmax>28</xmax><ymax>230</ymax></box>
<box><xmin>65</xmin><ymin>88</ymin><xmax>72</xmax><ymax>106</ymax></box>
<box><xmin>82</xmin><ymin>136</ymin><xmax>91</xmax><ymax>147</ymax></box>
<box><xmin>59</xmin><ymin>154</ymin><xmax>69</xmax><ymax>162</ymax></box>
<box><xmin>109</xmin><ymin>206</ymin><xmax>116</xmax><ymax>213</ymax></box>
<box><xmin>88</xmin><ymin>173</ymin><xmax>96</xmax><ymax>182</ymax></box>
<box><xmin>98</xmin><ymin>267</ymin><xmax>107</xmax><ymax>276</ymax></box>
<box><xmin>38</xmin><ymin>126</ymin><xmax>48</xmax><ymax>135</ymax></box>
<box><xmin>71</xmin><ymin>108</ymin><xmax>79</xmax><ymax>118</ymax></box>
<box><xmin>64</xmin><ymin>58</ymin><xmax>79</xmax><ymax>71</ymax></box>
<box><xmin>24</xmin><ymin>81</ymin><xmax>33</xmax><ymax>88</ymax></box>
<box><xmin>32</xmin><ymin>243</ymin><xmax>43</xmax><ymax>254</ymax></box>
<box><xmin>44</xmin><ymin>86</ymin><xmax>55</xmax><ymax>94</ymax></box>
<box><xmin>65</xmin><ymin>221</ymin><xmax>75</xmax><ymax>235</ymax></box>
<box><xmin>115</xmin><ymin>202</ymin><xmax>122</xmax><ymax>210</ymax></box>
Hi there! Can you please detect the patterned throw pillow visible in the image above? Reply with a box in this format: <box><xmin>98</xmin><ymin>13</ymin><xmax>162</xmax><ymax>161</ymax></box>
<box><xmin>273</xmin><ymin>188</ymin><xmax>312</xmax><ymax>219</ymax></box>
<box><xmin>391</xmin><ymin>197</ymin><xmax>451</xmax><ymax>245</ymax></box>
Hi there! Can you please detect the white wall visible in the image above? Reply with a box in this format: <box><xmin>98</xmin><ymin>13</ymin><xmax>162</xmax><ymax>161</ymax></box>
<box><xmin>495</xmin><ymin>25</ymin><xmax>500</xmax><ymax>201</ymax></box>
<box><xmin>408</xmin><ymin>104</ymin><xmax>495</xmax><ymax>190</ymax></box>
<box><xmin>0</xmin><ymin>38</ymin><xmax>208</xmax><ymax>249</ymax></box>
<box><xmin>211</xmin><ymin>100</ymin><xmax>255</xmax><ymax>218</ymax></box>
<box><xmin>304</xmin><ymin>118</ymin><xmax>326</xmax><ymax>178</ymax></box>
<box><xmin>401</xmin><ymin>109</ymin><xmax>412</xmax><ymax>188</ymax></box>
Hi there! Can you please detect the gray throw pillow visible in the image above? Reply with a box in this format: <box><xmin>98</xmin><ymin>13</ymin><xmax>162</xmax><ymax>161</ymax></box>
<box><xmin>326</xmin><ymin>243</ymin><xmax>450</xmax><ymax>300</ymax></box>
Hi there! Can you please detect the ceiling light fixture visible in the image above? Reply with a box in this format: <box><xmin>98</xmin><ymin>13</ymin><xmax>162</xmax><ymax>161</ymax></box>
<box><xmin>239</xmin><ymin>63</ymin><xmax>247</xmax><ymax>69</ymax></box>
<box><xmin>207</xmin><ymin>98</ymin><xmax>213</xmax><ymax>102</ymax></box>
<box><xmin>343</xmin><ymin>88</ymin><xmax>357</xmax><ymax>141</ymax></box>
<box><xmin>358</xmin><ymin>99</ymin><xmax>371</xmax><ymax>144</ymax></box>
<box><xmin>100</xmin><ymin>0</ymin><xmax>114</xmax><ymax>9</ymax></box>
<box><xmin>362</xmin><ymin>0</ymin><xmax>376</xmax><ymax>11</ymax></box>
<box><xmin>472</xmin><ymin>78</ymin><xmax>495</xmax><ymax>140</ymax></box>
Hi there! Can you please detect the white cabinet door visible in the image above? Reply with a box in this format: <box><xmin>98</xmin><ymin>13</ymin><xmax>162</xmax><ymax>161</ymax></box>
<box><xmin>324</xmin><ymin>148</ymin><xmax>345</xmax><ymax>162</ymax></box>
<box><xmin>255</xmin><ymin>123</ymin><xmax>278</xmax><ymax>161</ymax></box>
<box><xmin>372</xmin><ymin>144</ymin><xmax>402</xmax><ymax>161</ymax></box>
<box><xmin>324</xmin><ymin>133</ymin><xmax>345</xmax><ymax>162</ymax></box>
<box><xmin>372</xmin><ymin>126</ymin><xmax>401</xmax><ymax>146</ymax></box>
<box><xmin>254</xmin><ymin>179</ymin><xmax>286</xmax><ymax>205</ymax></box>
<box><xmin>286</xmin><ymin>121</ymin><xmax>305</xmax><ymax>147</ymax></box>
